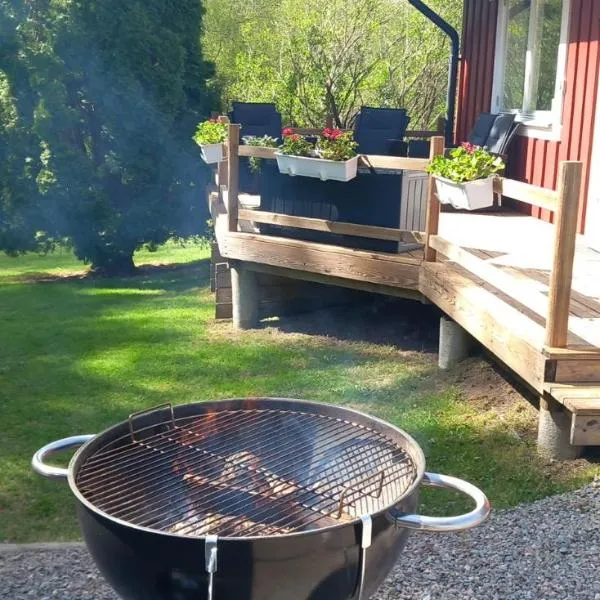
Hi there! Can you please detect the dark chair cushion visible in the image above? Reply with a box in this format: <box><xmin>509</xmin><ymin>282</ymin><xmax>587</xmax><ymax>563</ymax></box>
<box><xmin>354</xmin><ymin>106</ymin><xmax>410</xmax><ymax>155</ymax></box>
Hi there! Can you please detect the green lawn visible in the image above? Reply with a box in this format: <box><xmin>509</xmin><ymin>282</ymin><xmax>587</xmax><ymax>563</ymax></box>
<box><xmin>0</xmin><ymin>243</ymin><xmax>597</xmax><ymax>542</ymax></box>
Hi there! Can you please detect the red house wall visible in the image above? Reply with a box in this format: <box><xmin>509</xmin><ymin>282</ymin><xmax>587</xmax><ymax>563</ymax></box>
<box><xmin>457</xmin><ymin>0</ymin><xmax>600</xmax><ymax>232</ymax></box>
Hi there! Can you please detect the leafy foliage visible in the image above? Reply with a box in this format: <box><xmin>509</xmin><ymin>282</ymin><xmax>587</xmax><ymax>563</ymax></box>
<box><xmin>194</xmin><ymin>120</ymin><xmax>228</xmax><ymax>145</ymax></box>
<box><xmin>203</xmin><ymin>0</ymin><xmax>462</xmax><ymax>129</ymax></box>
<box><xmin>318</xmin><ymin>129</ymin><xmax>358</xmax><ymax>161</ymax></box>
<box><xmin>242</xmin><ymin>135</ymin><xmax>278</xmax><ymax>172</ymax></box>
<box><xmin>279</xmin><ymin>129</ymin><xmax>314</xmax><ymax>157</ymax></box>
<box><xmin>426</xmin><ymin>144</ymin><xmax>506</xmax><ymax>183</ymax></box>
<box><xmin>0</xmin><ymin>0</ymin><xmax>218</xmax><ymax>274</ymax></box>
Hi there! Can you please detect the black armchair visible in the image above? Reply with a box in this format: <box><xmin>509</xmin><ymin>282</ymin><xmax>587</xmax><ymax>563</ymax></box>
<box><xmin>353</xmin><ymin>106</ymin><xmax>410</xmax><ymax>156</ymax></box>
<box><xmin>229</xmin><ymin>102</ymin><xmax>283</xmax><ymax>194</ymax></box>
<box><xmin>407</xmin><ymin>112</ymin><xmax>520</xmax><ymax>159</ymax></box>
<box><xmin>467</xmin><ymin>112</ymin><xmax>519</xmax><ymax>155</ymax></box>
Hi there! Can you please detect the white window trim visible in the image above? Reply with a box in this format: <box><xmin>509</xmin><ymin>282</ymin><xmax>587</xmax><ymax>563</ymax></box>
<box><xmin>491</xmin><ymin>0</ymin><xmax>571</xmax><ymax>142</ymax></box>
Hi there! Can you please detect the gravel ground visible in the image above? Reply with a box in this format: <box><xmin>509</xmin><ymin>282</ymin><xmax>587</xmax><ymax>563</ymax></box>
<box><xmin>2</xmin><ymin>481</ymin><xmax>600</xmax><ymax>600</ymax></box>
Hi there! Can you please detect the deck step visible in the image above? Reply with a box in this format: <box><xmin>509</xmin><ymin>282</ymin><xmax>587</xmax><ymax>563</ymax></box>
<box><xmin>546</xmin><ymin>383</ymin><xmax>600</xmax><ymax>413</ymax></box>
<box><xmin>546</xmin><ymin>383</ymin><xmax>600</xmax><ymax>445</ymax></box>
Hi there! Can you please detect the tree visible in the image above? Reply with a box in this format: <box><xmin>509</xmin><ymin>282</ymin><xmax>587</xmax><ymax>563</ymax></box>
<box><xmin>0</xmin><ymin>0</ymin><xmax>217</xmax><ymax>274</ymax></box>
<box><xmin>202</xmin><ymin>0</ymin><xmax>462</xmax><ymax>129</ymax></box>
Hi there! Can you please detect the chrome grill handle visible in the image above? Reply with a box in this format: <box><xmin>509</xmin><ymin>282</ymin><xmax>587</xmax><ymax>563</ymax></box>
<box><xmin>32</xmin><ymin>435</ymin><xmax>95</xmax><ymax>480</ymax></box>
<box><xmin>391</xmin><ymin>472</ymin><xmax>491</xmax><ymax>532</ymax></box>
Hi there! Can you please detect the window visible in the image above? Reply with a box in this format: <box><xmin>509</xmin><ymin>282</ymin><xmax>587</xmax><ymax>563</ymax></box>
<box><xmin>492</xmin><ymin>0</ymin><xmax>570</xmax><ymax>140</ymax></box>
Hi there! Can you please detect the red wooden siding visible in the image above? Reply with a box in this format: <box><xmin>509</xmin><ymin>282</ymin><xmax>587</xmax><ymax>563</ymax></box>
<box><xmin>457</xmin><ymin>0</ymin><xmax>600</xmax><ymax>233</ymax></box>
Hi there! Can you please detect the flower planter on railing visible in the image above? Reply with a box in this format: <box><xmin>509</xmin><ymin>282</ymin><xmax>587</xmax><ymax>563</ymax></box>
<box><xmin>199</xmin><ymin>142</ymin><xmax>224</xmax><ymax>165</ymax></box>
<box><xmin>193</xmin><ymin>119</ymin><xmax>227</xmax><ymax>165</ymax></box>
<box><xmin>274</xmin><ymin>153</ymin><xmax>359</xmax><ymax>182</ymax></box>
<box><xmin>434</xmin><ymin>176</ymin><xmax>495</xmax><ymax>211</ymax></box>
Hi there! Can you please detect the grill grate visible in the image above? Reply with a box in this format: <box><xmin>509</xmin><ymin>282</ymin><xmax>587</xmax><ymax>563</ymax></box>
<box><xmin>76</xmin><ymin>407</ymin><xmax>417</xmax><ymax>538</ymax></box>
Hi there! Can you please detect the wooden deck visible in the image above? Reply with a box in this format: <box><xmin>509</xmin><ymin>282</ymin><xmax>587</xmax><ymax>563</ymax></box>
<box><xmin>441</xmin><ymin>212</ymin><xmax>600</xmax><ymax>348</ymax></box>
<box><xmin>432</xmin><ymin>212</ymin><xmax>600</xmax><ymax>388</ymax></box>
<box><xmin>211</xmin><ymin>127</ymin><xmax>600</xmax><ymax>453</ymax></box>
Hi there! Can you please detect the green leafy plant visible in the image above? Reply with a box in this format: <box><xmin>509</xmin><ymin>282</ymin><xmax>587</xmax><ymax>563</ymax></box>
<box><xmin>193</xmin><ymin>119</ymin><xmax>228</xmax><ymax>146</ymax></box>
<box><xmin>279</xmin><ymin>128</ymin><xmax>315</xmax><ymax>157</ymax></box>
<box><xmin>317</xmin><ymin>128</ymin><xmax>358</xmax><ymax>161</ymax></box>
<box><xmin>426</xmin><ymin>143</ymin><xmax>505</xmax><ymax>184</ymax></box>
<box><xmin>242</xmin><ymin>135</ymin><xmax>279</xmax><ymax>172</ymax></box>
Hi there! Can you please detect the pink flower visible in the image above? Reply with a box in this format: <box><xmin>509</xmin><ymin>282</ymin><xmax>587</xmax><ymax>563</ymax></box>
<box><xmin>322</xmin><ymin>128</ymin><xmax>344</xmax><ymax>140</ymax></box>
<box><xmin>461</xmin><ymin>142</ymin><xmax>478</xmax><ymax>153</ymax></box>
<box><xmin>282</xmin><ymin>127</ymin><xmax>294</xmax><ymax>137</ymax></box>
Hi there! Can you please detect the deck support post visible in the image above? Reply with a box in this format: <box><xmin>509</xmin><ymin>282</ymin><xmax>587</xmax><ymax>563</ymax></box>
<box><xmin>438</xmin><ymin>315</ymin><xmax>471</xmax><ymax>369</ymax></box>
<box><xmin>537</xmin><ymin>397</ymin><xmax>582</xmax><ymax>460</ymax></box>
<box><xmin>231</xmin><ymin>262</ymin><xmax>259</xmax><ymax>330</ymax></box>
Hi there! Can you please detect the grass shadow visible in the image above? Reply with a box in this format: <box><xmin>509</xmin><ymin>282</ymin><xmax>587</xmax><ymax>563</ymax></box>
<box><xmin>271</xmin><ymin>297</ymin><xmax>441</xmax><ymax>353</ymax></box>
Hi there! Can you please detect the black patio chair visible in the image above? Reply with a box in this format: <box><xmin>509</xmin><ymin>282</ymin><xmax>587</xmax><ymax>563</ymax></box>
<box><xmin>230</xmin><ymin>102</ymin><xmax>282</xmax><ymax>141</ymax></box>
<box><xmin>229</xmin><ymin>102</ymin><xmax>283</xmax><ymax>194</ymax></box>
<box><xmin>407</xmin><ymin>112</ymin><xmax>520</xmax><ymax>159</ymax></box>
<box><xmin>353</xmin><ymin>106</ymin><xmax>410</xmax><ymax>156</ymax></box>
<box><xmin>467</xmin><ymin>112</ymin><xmax>519</xmax><ymax>155</ymax></box>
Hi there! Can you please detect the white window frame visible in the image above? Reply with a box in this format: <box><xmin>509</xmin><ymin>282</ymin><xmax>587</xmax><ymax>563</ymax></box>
<box><xmin>491</xmin><ymin>0</ymin><xmax>571</xmax><ymax>142</ymax></box>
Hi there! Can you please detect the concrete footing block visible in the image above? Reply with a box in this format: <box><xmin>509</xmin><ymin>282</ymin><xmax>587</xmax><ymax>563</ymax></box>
<box><xmin>231</xmin><ymin>263</ymin><xmax>259</xmax><ymax>330</ymax></box>
<box><xmin>537</xmin><ymin>398</ymin><xmax>582</xmax><ymax>461</ymax></box>
<box><xmin>438</xmin><ymin>316</ymin><xmax>471</xmax><ymax>369</ymax></box>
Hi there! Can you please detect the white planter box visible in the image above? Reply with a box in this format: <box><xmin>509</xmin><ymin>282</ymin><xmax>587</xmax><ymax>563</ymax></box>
<box><xmin>275</xmin><ymin>153</ymin><xmax>358</xmax><ymax>182</ymax></box>
<box><xmin>200</xmin><ymin>143</ymin><xmax>224</xmax><ymax>165</ymax></box>
<box><xmin>434</xmin><ymin>176</ymin><xmax>495</xmax><ymax>211</ymax></box>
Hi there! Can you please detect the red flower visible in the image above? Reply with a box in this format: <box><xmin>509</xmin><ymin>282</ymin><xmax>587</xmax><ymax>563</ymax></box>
<box><xmin>282</xmin><ymin>127</ymin><xmax>294</xmax><ymax>137</ymax></box>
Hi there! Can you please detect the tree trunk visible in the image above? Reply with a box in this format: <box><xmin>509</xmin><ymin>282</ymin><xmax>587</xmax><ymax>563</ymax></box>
<box><xmin>91</xmin><ymin>250</ymin><xmax>136</xmax><ymax>277</ymax></box>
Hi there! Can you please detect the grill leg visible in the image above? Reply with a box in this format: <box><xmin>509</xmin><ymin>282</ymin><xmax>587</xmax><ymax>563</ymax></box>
<box><xmin>205</xmin><ymin>535</ymin><xmax>218</xmax><ymax>600</ymax></box>
<box><xmin>352</xmin><ymin>514</ymin><xmax>373</xmax><ymax>600</ymax></box>
<box><xmin>231</xmin><ymin>262</ymin><xmax>259</xmax><ymax>330</ymax></box>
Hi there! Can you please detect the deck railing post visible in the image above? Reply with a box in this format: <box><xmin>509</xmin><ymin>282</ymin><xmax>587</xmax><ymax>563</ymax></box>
<box><xmin>217</xmin><ymin>116</ymin><xmax>230</xmax><ymax>191</ymax></box>
<box><xmin>424</xmin><ymin>136</ymin><xmax>445</xmax><ymax>262</ymax></box>
<box><xmin>544</xmin><ymin>161</ymin><xmax>583</xmax><ymax>348</ymax></box>
<box><xmin>227</xmin><ymin>122</ymin><xmax>241</xmax><ymax>233</ymax></box>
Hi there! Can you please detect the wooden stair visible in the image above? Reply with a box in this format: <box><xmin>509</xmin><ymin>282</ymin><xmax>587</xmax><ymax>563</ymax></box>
<box><xmin>545</xmin><ymin>383</ymin><xmax>600</xmax><ymax>445</ymax></box>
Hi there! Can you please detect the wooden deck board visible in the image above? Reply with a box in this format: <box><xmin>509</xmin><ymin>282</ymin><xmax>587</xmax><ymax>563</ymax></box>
<box><xmin>420</xmin><ymin>261</ymin><xmax>547</xmax><ymax>390</ymax></box>
<box><xmin>438</xmin><ymin>211</ymin><xmax>600</xmax><ymax>351</ymax></box>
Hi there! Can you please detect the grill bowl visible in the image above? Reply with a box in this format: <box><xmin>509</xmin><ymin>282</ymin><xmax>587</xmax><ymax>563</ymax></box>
<box><xmin>33</xmin><ymin>398</ymin><xmax>489</xmax><ymax>600</ymax></box>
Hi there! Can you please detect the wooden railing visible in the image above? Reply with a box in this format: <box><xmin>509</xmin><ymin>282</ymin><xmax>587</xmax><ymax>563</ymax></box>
<box><xmin>424</xmin><ymin>140</ymin><xmax>583</xmax><ymax>349</ymax></box>
<box><xmin>215</xmin><ymin>121</ymin><xmax>583</xmax><ymax>349</ymax></box>
<box><xmin>220</xmin><ymin>121</ymin><xmax>434</xmax><ymax>250</ymax></box>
